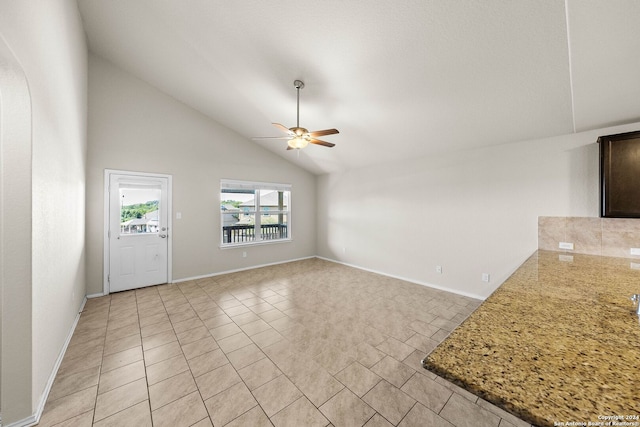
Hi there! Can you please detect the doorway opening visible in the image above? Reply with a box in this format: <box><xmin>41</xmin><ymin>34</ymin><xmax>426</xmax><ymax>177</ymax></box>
<box><xmin>104</xmin><ymin>170</ymin><xmax>172</xmax><ymax>294</ymax></box>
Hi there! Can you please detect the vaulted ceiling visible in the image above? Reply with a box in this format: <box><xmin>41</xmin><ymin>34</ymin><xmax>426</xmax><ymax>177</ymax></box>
<box><xmin>77</xmin><ymin>0</ymin><xmax>640</xmax><ymax>175</ymax></box>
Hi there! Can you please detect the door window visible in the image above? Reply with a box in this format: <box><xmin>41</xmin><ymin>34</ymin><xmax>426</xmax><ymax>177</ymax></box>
<box><xmin>119</xmin><ymin>185</ymin><xmax>161</xmax><ymax>235</ymax></box>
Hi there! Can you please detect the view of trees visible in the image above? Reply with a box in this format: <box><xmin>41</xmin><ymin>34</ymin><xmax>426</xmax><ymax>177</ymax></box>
<box><xmin>121</xmin><ymin>200</ymin><xmax>159</xmax><ymax>222</ymax></box>
<box><xmin>221</xmin><ymin>199</ymin><xmax>242</xmax><ymax>208</ymax></box>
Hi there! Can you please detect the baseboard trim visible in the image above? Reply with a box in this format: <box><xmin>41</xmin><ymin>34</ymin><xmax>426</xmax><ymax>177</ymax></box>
<box><xmin>172</xmin><ymin>256</ymin><xmax>316</xmax><ymax>283</ymax></box>
<box><xmin>173</xmin><ymin>255</ymin><xmax>486</xmax><ymax>300</ymax></box>
<box><xmin>86</xmin><ymin>292</ymin><xmax>105</xmax><ymax>299</ymax></box>
<box><xmin>316</xmin><ymin>256</ymin><xmax>487</xmax><ymax>301</ymax></box>
<box><xmin>19</xmin><ymin>297</ymin><xmax>88</xmax><ymax>427</ymax></box>
<box><xmin>2</xmin><ymin>414</ymin><xmax>36</xmax><ymax>427</ymax></box>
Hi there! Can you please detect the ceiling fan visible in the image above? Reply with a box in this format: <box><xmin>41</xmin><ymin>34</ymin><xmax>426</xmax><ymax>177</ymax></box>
<box><xmin>253</xmin><ymin>80</ymin><xmax>339</xmax><ymax>150</ymax></box>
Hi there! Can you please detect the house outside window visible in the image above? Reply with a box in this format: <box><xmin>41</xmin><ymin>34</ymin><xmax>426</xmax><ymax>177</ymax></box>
<box><xmin>220</xmin><ymin>180</ymin><xmax>291</xmax><ymax>246</ymax></box>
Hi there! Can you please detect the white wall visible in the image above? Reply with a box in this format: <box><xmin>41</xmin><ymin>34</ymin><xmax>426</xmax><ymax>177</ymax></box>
<box><xmin>0</xmin><ymin>32</ymin><xmax>33</xmax><ymax>424</ymax></box>
<box><xmin>86</xmin><ymin>54</ymin><xmax>317</xmax><ymax>295</ymax></box>
<box><xmin>317</xmin><ymin>122</ymin><xmax>640</xmax><ymax>299</ymax></box>
<box><xmin>0</xmin><ymin>0</ymin><xmax>87</xmax><ymax>423</ymax></box>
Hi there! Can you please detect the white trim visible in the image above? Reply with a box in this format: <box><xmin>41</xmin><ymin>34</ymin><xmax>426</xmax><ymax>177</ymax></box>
<box><xmin>172</xmin><ymin>255</ymin><xmax>315</xmax><ymax>283</ymax></box>
<box><xmin>103</xmin><ymin>169</ymin><xmax>173</xmax><ymax>295</ymax></box>
<box><xmin>14</xmin><ymin>297</ymin><xmax>87</xmax><ymax>427</ymax></box>
<box><xmin>2</xmin><ymin>415</ymin><xmax>36</xmax><ymax>427</ymax></box>
<box><xmin>316</xmin><ymin>256</ymin><xmax>487</xmax><ymax>301</ymax></box>
<box><xmin>86</xmin><ymin>292</ymin><xmax>105</xmax><ymax>299</ymax></box>
<box><xmin>172</xmin><ymin>254</ymin><xmax>486</xmax><ymax>300</ymax></box>
<box><xmin>220</xmin><ymin>179</ymin><xmax>291</xmax><ymax>191</ymax></box>
<box><xmin>103</xmin><ymin>170</ymin><xmax>109</xmax><ymax>295</ymax></box>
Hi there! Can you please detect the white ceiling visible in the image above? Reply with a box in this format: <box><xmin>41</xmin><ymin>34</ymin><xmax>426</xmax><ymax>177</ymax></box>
<box><xmin>77</xmin><ymin>0</ymin><xmax>640</xmax><ymax>175</ymax></box>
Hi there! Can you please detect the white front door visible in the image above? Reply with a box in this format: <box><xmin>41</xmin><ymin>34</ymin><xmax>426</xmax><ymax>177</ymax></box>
<box><xmin>106</xmin><ymin>171</ymin><xmax>171</xmax><ymax>293</ymax></box>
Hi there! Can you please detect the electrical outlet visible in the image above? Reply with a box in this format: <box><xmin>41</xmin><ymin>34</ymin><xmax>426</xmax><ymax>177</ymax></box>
<box><xmin>436</xmin><ymin>265</ymin><xmax>442</xmax><ymax>274</ymax></box>
<box><xmin>176</xmin><ymin>212</ymin><xmax>182</xmax><ymax>219</ymax></box>
<box><xmin>242</xmin><ymin>251</ymin><xmax>247</xmax><ymax>258</ymax></box>
<box><xmin>630</xmin><ymin>248</ymin><xmax>640</xmax><ymax>256</ymax></box>
<box><xmin>481</xmin><ymin>273</ymin><xmax>490</xmax><ymax>283</ymax></box>
<box><xmin>559</xmin><ymin>242</ymin><xmax>574</xmax><ymax>250</ymax></box>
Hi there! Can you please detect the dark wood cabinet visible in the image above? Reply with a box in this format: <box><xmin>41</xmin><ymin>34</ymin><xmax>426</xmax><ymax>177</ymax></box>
<box><xmin>599</xmin><ymin>130</ymin><xmax>640</xmax><ymax>218</ymax></box>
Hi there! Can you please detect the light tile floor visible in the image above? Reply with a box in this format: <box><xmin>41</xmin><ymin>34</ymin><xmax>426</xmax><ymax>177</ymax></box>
<box><xmin>38</xmin><ymin>258</ymin><xmax>534</xmax><ymax>427</ymax></box>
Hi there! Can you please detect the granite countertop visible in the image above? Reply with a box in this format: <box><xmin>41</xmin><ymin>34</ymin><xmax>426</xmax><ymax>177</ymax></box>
<box><xmin>424</xmin><ymin>250</ymin><xmax>640</xmax><ymax>427</ymax></box>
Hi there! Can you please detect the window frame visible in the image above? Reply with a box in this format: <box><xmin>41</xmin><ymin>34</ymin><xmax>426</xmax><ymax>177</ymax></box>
<box><xmin>220</xmin><ymin>179</ymin><xmax>292</xmax><ymax>248</ymax></box>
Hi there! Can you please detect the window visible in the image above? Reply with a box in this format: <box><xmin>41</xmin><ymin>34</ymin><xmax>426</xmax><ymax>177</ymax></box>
<box><xmin>220</xmin><ymin>180</ymin><xmax>291</xmax><ymax>246</ymax></box>
<box><xmin>119</xmin><ymin>184</ymin><xmax>161</xmax><ymax>235</ymax></box>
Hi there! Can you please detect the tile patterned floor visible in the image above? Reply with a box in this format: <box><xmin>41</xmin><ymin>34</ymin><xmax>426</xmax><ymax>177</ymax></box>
<box><xmin>38</xmin><ymin>258</ymin><xmax>534</xmax><ymax>427</ymax></box>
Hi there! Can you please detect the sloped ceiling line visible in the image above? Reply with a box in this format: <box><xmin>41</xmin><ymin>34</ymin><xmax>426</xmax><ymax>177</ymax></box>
<box><xmin>77</xmin><ymin>0</ymin><xmax>640</xmax><ymax>175</ymax></box>
<box><xmin>564</xmin><ymin>0</ymin><xmax>577</xmax><ymax>133</ymax></box>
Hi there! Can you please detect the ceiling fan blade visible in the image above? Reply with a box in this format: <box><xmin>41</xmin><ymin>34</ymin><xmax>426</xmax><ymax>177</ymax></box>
<box><xmin>272</xmin><ymin>123</ymin><xmax>294</xmax><ymax>135</ymax></box>
<box><xmin>252</xmin><ymin>136</ymin><xmax>292</xmax><ymax>140</ymax></box>
<box><xmin>308</xmin><ymin>128</ymin><xmax>339</xmax><ymax>137</ymax></box>
<box><xmin>286</xmin><ymin>145</ymin><xmax>294</xmax><ymax>150</ymax></box>
<box><xmin>309</xmin><ymin>138</ymin><xmax>335</xmax><ymax>148</ymax></box>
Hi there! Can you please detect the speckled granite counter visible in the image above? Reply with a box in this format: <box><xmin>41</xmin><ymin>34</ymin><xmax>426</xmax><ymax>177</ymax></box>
<box><xmin>424</xmin><ymin>250</ymin><xmax>640</xmax><ymax>427</ymax></box>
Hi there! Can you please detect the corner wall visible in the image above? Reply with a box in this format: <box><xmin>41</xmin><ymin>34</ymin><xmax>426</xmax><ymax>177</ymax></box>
<box><xmin>86</xmin><ymin>54</ymin><xmax>317</xmax><ymax>295</ymax></box>
<box><xmin>317</xmin><ymin>122</ymin><xmax>640</xmax><ymax>299</ymax></box>
<box><xmin>0</xmin><ymin>0</ymin><xmax>88</xmax><ymax>423</ymax></box>
<box><xmin>0</xmin><ymin>32</ymin><xmax>33</xmax><ymax>425</ymax></box>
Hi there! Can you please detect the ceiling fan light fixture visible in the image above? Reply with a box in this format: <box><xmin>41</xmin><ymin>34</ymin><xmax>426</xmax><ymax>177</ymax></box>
<box><xmin>288</xmin><ymin>136</ymin><xmax>309</xmax><ymax>149</ymax></box>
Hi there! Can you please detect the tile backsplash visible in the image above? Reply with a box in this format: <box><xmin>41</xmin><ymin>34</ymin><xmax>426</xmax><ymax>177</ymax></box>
<box><xmin>538</xmin><ymin>216</ymin><xmax>640</xmax><ymax>259</ymax></box>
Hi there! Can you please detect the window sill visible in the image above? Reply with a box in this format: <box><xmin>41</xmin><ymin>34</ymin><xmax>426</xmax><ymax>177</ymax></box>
<box><xmin>219</xmin><ymin>239</ymin><xmax>292</xmax><ymax>250</ymax></box>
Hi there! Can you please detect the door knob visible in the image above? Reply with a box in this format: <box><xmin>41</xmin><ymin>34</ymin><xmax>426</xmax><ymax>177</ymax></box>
<box><xmin>159</xmin><ymin>234</ymin><xmax>167</xmax><ymax>238</ymax></box>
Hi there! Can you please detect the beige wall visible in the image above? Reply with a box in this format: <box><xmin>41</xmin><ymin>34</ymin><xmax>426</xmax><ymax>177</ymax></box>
<box><xmin>0</xmin><ymin>0</ymin><xmax>88</xmax><ymax>423</ymax></box>
<box><xmin>317</xmin><ymin>122</ymin><xmax>640</xmax><ymax>299</ymax></box>
<box><xmin>86</xmin><ymin>54</ymin><xmax>317</xmax><ymax>295</ymax></box>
